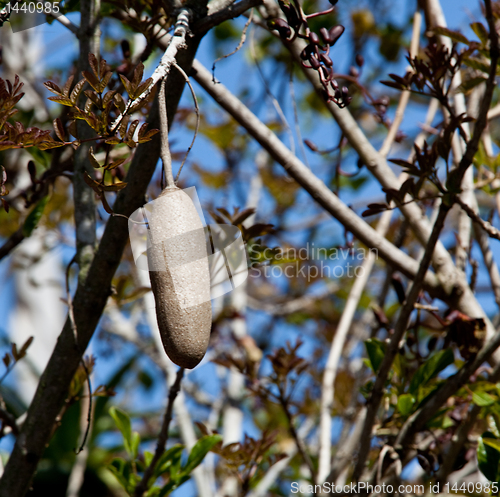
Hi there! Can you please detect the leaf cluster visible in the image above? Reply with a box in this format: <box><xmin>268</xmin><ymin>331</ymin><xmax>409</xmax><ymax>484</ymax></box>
<box><xmin>44</xmin><ymin>54</ymin><xmax>157</xmax><ymax>146</ymax></box>
<box><xmin>108</xmin><ymin>406</ymin><xmax>222</xmax><ymax>496</ymax></box>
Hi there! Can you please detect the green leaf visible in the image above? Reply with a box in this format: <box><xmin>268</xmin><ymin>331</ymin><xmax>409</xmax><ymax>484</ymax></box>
<box><xmin>154</xmin><ymin>444</ymin><xmax>184</xmax><ymax>478</ymax></box>
<box><xmin>471</xmin><ymin>22</ymin><xmax>489</xmax><ymax>46</ymax></box>
<box><xmin>101</xmin><ymin>181</ymin><xmax>127</xmax><ymax>192</ymax></box>
<box><xmin>397</xmin><ymin>394</ymin><xmax>415</xmax><ymax>417</ymax></box>
<box><xmin>463</xmin><ymin>57</ymin><xmax>491</xmax><ymax>74</ymax></box>
<box><xmin>472</xmin><ymin>391</ymin><xmax>496</xmax><ymax>407</ymax></box>
<box><xmin>478</xmin><ymin>432</ymin><xmax>500</xmax><ymax>482</ymax></box>
<box><xmin>181</xmin><ymin>434</ymin><xmax>223</xmax><ymax>476</ymax></box>
<box><xmin>365</xmin><ymin>338</ymin><xmax>386</xmax><ymax>373</ymax></box>
<box><xmin>409</xmin><ymin>349</ymin><xmax>453</xmax><ymax>395</ymax></box>
<box><xmin>144</xmin><ymin>450</ymin><xmax>154</xmax><ymax>468</ymax></box>
<box><xmin>109</xmin><ymin>406</ymin><xmax>133</xmax><ymax>455</ymax></box>
<box><xmin>108</xmin><ymin>457</ymin><xmax>130</xmax><ymax>491</ymax></box>
<box><xmin>22</xmin><ymin>195</ymin><xmax>49</xmax><ymax>237</ymax></box>
<box><xmin>157</xmin><ymin>475</ymin><xmax>190</xmax><ymax>497</ymax></box>
<box><xmin>131</xmin><ymin>431</ymin><xmax>140</xmax><ymax>459</ymax></box>
<box><xmin>484</xmin><ymin>438</ymin><xmax>500</xmax><ymax>453</ymax></box>
<box><xmin>88</xmin><ymin>147</ymin><xmax>101</xmax><ymax>169</ymax></box>
<box><xmin>432</xmin><ymin>26</ymin><xmax>469</xmax><ymax>44</ymax></box>
<box><xmin>458</xmin><ymin>76</ymin><xmax>488</xmax><ymax>94</ymax></box>
<box><xmin>145</xmin><ymin>487</ymin><xmax>161</xmax><ymax>497</ymax></box>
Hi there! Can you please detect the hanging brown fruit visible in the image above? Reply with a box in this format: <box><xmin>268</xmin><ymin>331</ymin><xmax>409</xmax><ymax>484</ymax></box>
<box><xmin>147</xmin><ymin>186</ymin><xmax>212</xmax><ymax>369</ymax></box>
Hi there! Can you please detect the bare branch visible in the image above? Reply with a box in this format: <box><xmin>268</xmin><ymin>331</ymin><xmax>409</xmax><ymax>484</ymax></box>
<box><xmin>0</xmin><ymin>228</ymin><xmax>24</xmax><ymax>261</ymax></box>
<box><xmin>473</xmin><ymin>221</ymin><xmax>500</xmax><ymax>309</ymax></box>
<box><xmin>194</xmin><ymin>0</ymin><xmax>262</xmax><ymax>33</ymax></box>
<box><xmin>319</xmin><ymin>13</ymin><xmax>423</xmax><ymax>482</ymax></box>
<box><xmin>378</xmin><ymin>12</ymin><xmax>422</xmax><ymax>157</ymax></box>
<box><xmin>158</xmin><ymin>78</ymin><xmax>175</xmax><ymax>188</ymax></box>
<box><xmin>456</xmin><ymin>195</ymin><xmax>500</xmax><ymax>242</ymax></box>
<box><xmin>190</xmin><ymin>59</ymin><xmax>440</xmax><ymax>292</ymax></box>
<box><xmin>73</xmin><ymin>0</ymin><xmax>100</xmax><ymax>283</ymax></box>
<box><xmin>110</xmin><ymin>9</ymin><xmax>192</xmax><ymax>133</ymax></box>
<box><xmin>133</xmin><ymin>368</ymin><xmax>184</xmax><ymax>497</ymax></box>
<box><xmin>49</xmin><ymin>12</ymin><xmax>79</xmax><ymax>34</ymax></box>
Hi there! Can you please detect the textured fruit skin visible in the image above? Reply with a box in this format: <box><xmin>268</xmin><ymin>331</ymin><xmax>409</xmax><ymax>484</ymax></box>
<box><xmin>147</xmin><ymin>187</ymin><xmax>212</xmax><ymax>369</ymax></box>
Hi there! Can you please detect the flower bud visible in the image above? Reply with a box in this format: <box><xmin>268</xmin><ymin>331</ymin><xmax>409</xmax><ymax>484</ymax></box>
<box><xmin>309</xmin><ymin>32</ymin><xmax>320</xmax><ymax>45</ymax></box>
<box><xmin>309</xmin><ymin>55</ymin><xmax>321</xmax><ymax>70</ymax></box>
<box><xmin>320</xmin><ymin>53</ymin><xmax>333</xmax><ymax>67</ymax></box>
<box><xmin>320</xmin><ymin>27</ymin><xmax>331</xmax><ymax>44</ymax></box>
<box><xmin>328</xmin><ymin>25</ymin><xmax>345</xmax><ymax>45</ymax></box>
<box><xmin>300</xmin><ymin>44</ymin><xmax>314</xmax><ymax>60</ymax></box>
<box><xmin>269</xmin><ymin>18</ymin><xmax>292</xmax><ymax>39</ymax></box>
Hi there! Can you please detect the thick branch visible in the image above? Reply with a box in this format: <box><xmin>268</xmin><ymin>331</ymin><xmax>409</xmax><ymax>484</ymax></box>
<box><xmin>0</xmin><ymin>228</ymin><xmax>24</xmax><ymax>261</ymax></box>
<box><xmin>190</xmin><ymin>59</ymin><xmax>442</xmax><ymax>294</ymax></box>
<box><xmin>194</xmin><ymin>0</ymin><xmax>262</xmax><ymax>33</ymax></box>
<box><xmin>73</xmin><ymin>0</ymin><xmax>100</xmax><ymax>282</ymax></box>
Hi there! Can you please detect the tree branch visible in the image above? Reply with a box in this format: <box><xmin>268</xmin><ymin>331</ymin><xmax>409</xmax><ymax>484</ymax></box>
<box><xmin>190</xmin><ymin>59</ymin><xmax>442</xmax><ymax>293</ymax></box>
<box><xmin>456</xmin><ymin>195</ymin><xmax>500</xmax><ymax>242</ymax></box>
<box><xmin>257</xmin><ymin>0</ymin><xmax>500</xmax><ymax>356</ymax></box>
<box><xmin>473</xmin><ymin>220</ymin><xmax>500</xmax><ymax>309</ymax></box>
<box><xmin>193</xmin><ymin>0</ymin><xmax>262</xmax><ymax>34</ymax></box>
<box><xmin>353</xmin><ymin>202</ymin><xmax>451</xmax><ymax>481</ymax></box>
<box><xmin>134</xmin><ymin>368</ymin><xmax>184</xmax><ymax>497</ymax></box>
<box><xmin>73</xmin><ymin>0</ymin><xmax>100</xmax><ymax>283</ymax></box>
<box><xmin>0</xmin><ymin>228</ymin><xmax>24</xmax><ymax>261</ymax></box>
<box><xmin>318</xmin><ymin>13</ymin><xmax>423</xmax><ymax>482</ymax></box>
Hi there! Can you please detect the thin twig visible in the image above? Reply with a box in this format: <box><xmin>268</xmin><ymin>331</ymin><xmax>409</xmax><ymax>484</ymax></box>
<box><xmin>212</xmin><ymin>9</ymin><xmax>253</xmax><ymax>79</ymax></box>
<box><xmin>173</xmin><ymin>62</ymin><xmax>200</xmax><ymax>183</ymax></box>
<box><xmin>379</xmin><ymin>12</ymin><xmax>421</xmax><ymax>157</ymax></box>
<box><xmin>158</xmin><ymin>78</ymin><xmax>175</xmax><ymax>188</ymax></box>
<box><xmin>317</xmin><ymin>245</ymin><xmax>381</xmax><ymax>483</ymax></box>
<box><xmin>289</xmin><ymin>68</ymin><xmax>309</xmax><ymax>168</ymax></box>
<box><xmin>134</xmin><ymin>367</ymin><xmax>185</xmax><ymax>497</ymax></box>
<box><xmin>65</xmin><ymin>256</ymin><xmax>93</xmax><ymax>455</ymax></box>
<box><xmin>456</xmin><ymin>195</ymin><xmax>500</xmax><ymax>241</ymax></box>
<box><xmin>249</xmin><ymin>26</ymin><xmax>295</xmax><ymax>155</ymax></box>
<box><xmin>278</xmin><ymin>394</ymin><xmax>317</xmax><ymax>485</ymax></box>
